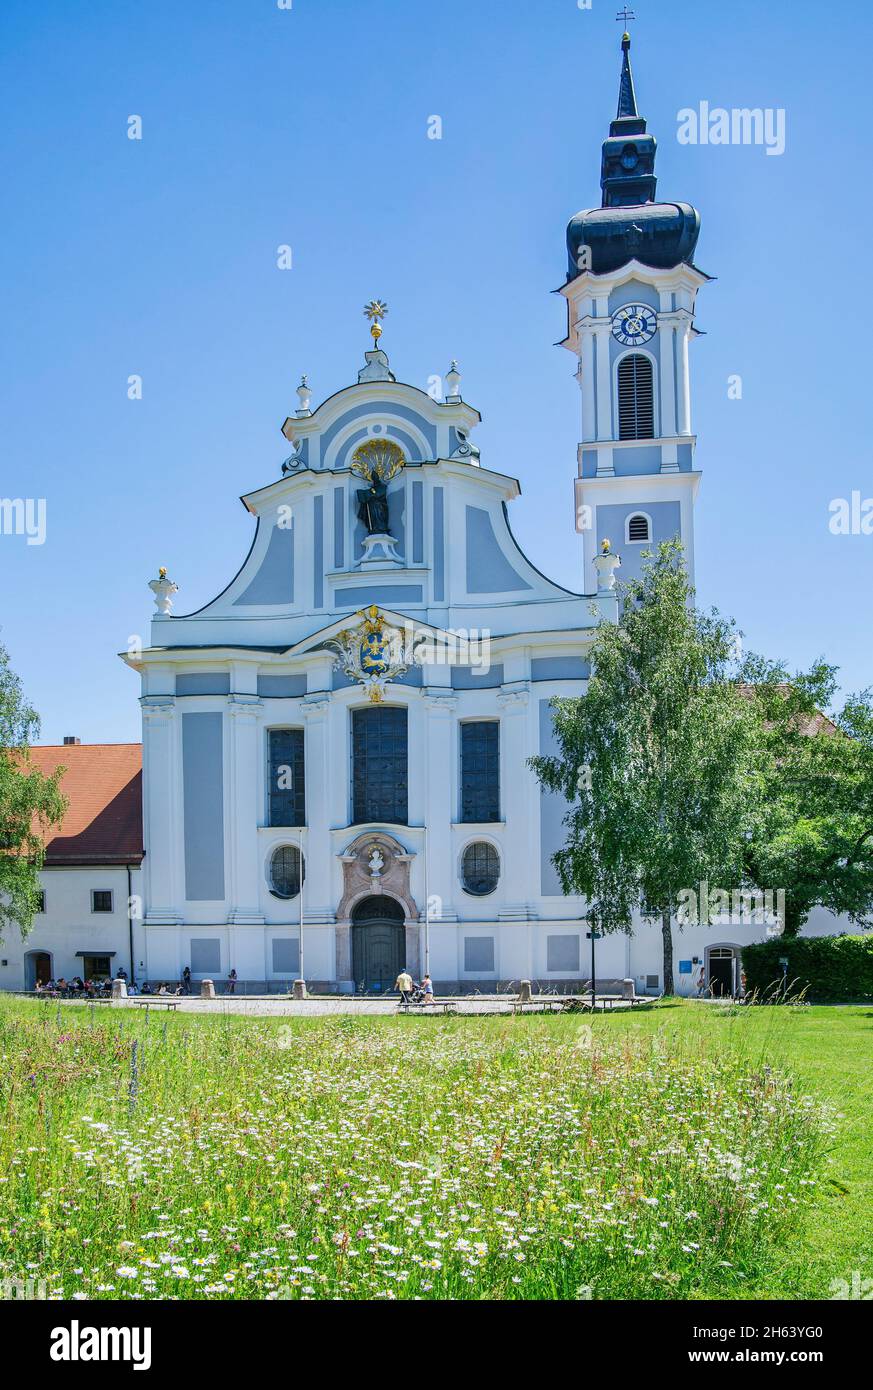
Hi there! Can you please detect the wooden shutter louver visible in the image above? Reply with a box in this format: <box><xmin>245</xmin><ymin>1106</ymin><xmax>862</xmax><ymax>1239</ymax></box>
<box><xmin>628</xmin><ymin>513</ymin><xmax>650</xmax><ymax>542</ymax></box>
<box><xmin>617</xmin><ymin>354</ymin><xmax>655</xmax><ymax>440</ymax></box>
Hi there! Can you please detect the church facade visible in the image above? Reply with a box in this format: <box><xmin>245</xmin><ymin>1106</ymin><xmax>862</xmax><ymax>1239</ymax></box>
<box><xmin>120</xmin><ymin>35</ymin><xmax>836</xmax><ymax>997</ymax></box>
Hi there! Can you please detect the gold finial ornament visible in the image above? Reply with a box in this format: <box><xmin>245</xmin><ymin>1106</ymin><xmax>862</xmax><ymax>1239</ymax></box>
<box><xmin>158</xmin><ymin>566</ymin><xmax>167</xmax><ymax>579</ymax></box>
<box><xmin>363</xmin><ymin>298</ymin><xmax>389</xmax><ymax>344</ymax></box>
<box><xmin>350</xmin><ymin>437</ymin><xmax>406</xmax><ymax>484</ymax></box>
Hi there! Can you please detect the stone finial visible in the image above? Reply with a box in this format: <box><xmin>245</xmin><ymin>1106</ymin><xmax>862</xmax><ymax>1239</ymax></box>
<box><xmin>296</xmin><ymin>374</ymin><xmax>312</xmax><ymax>416</ymax></box>
<box><xmin>518</xmin><ymin>979</ymin><xmax>533</xmax><ymax>1003</ymax></box>
<box><xmin>593</xmin><ymin>545</ymin><xmax>621</xmax><ymax>592</ymax></box>
<box><xmin>200</xmin><ymin>978</ymin><xmax>216</xmax><ymax>999</ymax></box>
<box><xmin>445</xmin><ymin>360</ymin><xmax>462</xmax><ymax>402</ymax></box>
<box><xmin>292</xmin><ymin>979</ymin><xmax>308</xmax><ymax>1000</ymax></box>
<box><xmin>149</xmin><ymin>571</ymin><xmax>179</xmax><ymax>616</ymax></box>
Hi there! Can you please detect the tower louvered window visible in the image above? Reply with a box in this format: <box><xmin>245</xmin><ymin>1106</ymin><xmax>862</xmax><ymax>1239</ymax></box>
<box><xmin>617</xmin><ymin>354</ymin><xmax>655</xmax><ymax>440</ymax></box>
<box><xmin>627</xmin><ymin>512</ymin><xmax>650</xmax><ymax>542</ymax></box>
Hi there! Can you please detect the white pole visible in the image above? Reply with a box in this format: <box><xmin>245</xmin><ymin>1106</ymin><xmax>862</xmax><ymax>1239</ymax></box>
<box><xmin>423</xmin><ymin>824</ymin><xmax>430</xmax><ymax>979</ymax></box>
<box><xmin>298</xmin><ymin>829</ymin><xmax>305</xmax><ymax>987</ymax></box>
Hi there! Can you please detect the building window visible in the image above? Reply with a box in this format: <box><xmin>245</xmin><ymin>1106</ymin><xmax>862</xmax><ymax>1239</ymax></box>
<box><xmin>547</xmin><ymin>935</ymin><xmax>581</xmax><ymax>973</ymax></box>
<box><xmin>464</xmin><ymin>936</ymin><xmax>495</xmax><ymax>972</ymax></box>
<box><xmin>36</xmin><ymin>890</ymin><xmax>46</xmax><ymax>913</ymax></box>
<box><xmin>461</xmin><ymin>841</ymin><xmax>500</xmax><ymax>896</ymax></box>
<box><xmin>626</xmin><ymin>511</ymin><xmax>651</xmax><ymax>544</ymax></box>
<box><xmin>81</xmin><ymin>954</ymin><xmax>112</xmax><ymax>980</ymax></box>
<box><xmin>460</xmin><ymin>720</ymin><xmax>500</xmax><ymax>823</ymax></box>
<box><xmin>91</xmin><ymin>890</ymin><xmax>113</xmax><ymax>913</ymax></box>
<box><xmin>617</xmin><ymin>353</ymin><xmax>655</xmax><ymax>440</ymax></box>
<box><xmin>268</xmin><ymin>729</ymin><xmax>305</xmax><ymax>827</ymax></box>
<box><xmin>269</xmin><ymin>844</ymin><xmax>305</xmax><ymax>899</ymax></box>
<box><xmin>352</xmin><ymin>707</ymin><xmax>408</xmax><ymax>825</ymax></box>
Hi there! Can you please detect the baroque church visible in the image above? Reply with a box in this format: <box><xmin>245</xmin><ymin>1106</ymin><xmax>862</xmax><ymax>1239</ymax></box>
<box><xmin>106</xmin><ymin>33</ymin><xmax>830</xmax><ymax>997</ymax></box>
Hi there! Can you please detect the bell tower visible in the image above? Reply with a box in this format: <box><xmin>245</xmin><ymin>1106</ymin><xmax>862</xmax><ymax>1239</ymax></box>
<box><xmin>559</xmin><ymin>29</ymin><xmax>710</xmax><ymax>594</ymax></box>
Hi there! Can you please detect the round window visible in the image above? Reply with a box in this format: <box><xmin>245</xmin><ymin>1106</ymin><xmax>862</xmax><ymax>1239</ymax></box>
<box><xmin>269</xmin><ymin>844</ymin><xmax>305</xmax><ymax>899</ymax></box>
<box><xmin>461</xmin><ymin>841</ymin><xmax>500</xmax><ymax>896</ymax></box>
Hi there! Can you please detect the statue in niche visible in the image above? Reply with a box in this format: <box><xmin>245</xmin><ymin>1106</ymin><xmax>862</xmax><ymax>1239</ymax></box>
<box><xmin>351</xmin><ymin>437</ymin><xmax>405</xmax><ymax>538</ymax></box>
<box><xmin>356</xmin><ymin>474</ymin><xmax>390</xmax><ymax>536</ymax></box>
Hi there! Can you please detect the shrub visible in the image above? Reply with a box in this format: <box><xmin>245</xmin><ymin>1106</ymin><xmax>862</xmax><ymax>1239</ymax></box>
<box><xmin>742</xmin><ymin>934</ymin><xmax>873</xmax><ymax>1003</ymax></box>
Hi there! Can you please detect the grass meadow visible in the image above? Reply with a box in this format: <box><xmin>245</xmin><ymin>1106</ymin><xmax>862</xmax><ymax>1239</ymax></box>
<box><xmin>0</xmin><ymin>997</ymin><xmax>869</xmax><ymax>1301</ymax></box>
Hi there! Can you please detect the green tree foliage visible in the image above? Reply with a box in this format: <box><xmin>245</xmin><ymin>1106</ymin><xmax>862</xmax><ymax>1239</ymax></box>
<box><xmin>531</xmin><ymin>542</ymin><xmax>759</xmax><ymax>994</ymax></box>
<box><xmin>742</xmin><ymin>934</ymin><xmax>873</xmax><ymax>1003</ymax></box>
<box><xmin>0</xmin><ymin>640</ymin><xmax>67</xmax><ymax>942</ymax></box>
<box><xmin>739</xmin><ymin>656</ymin><xmax>873</xmax><ymax>936</ymax></box>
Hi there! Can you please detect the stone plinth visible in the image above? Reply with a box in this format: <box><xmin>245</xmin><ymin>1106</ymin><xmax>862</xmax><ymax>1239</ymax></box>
<box><xmin>200</xmin><ymin>978</ymin><xmax>216</xmax><ymax>999</ymax></box>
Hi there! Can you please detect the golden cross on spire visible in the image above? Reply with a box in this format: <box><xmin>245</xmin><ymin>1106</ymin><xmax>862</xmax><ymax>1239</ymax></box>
<box><xmin>616</xmin><ymin>6</ymin><xmax>636</xmax><ymax>31</ymax></box>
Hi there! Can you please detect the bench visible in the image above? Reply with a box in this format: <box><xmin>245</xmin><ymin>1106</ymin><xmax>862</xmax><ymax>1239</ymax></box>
<box><xmin>398</xmin><ymin>1000</ymin><xmax>458</xmax><ymax>1015</ymax></box>
<box><xmin>510</xmin><ymin>998</ymin><xmax>567</xmax><ymax>1014</ymax></box>
<box><xmin>128</xmin><ymin>997</ymin><xmax>181</xmax><ymax>1010</ymax></box>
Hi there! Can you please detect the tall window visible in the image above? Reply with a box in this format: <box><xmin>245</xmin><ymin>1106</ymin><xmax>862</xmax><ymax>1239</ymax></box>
<box><xmin>268</xmin><ymin>729</ymin><xmax>305</xmax><ymax>827</ymax></box>
<box><xmin>460</xmin><ymin>720</ymin><xmax>500</xmax><ymax>823</ymax></box>
<box><xmin>352</xmin><ymin>707</ymin><xmax>408</xmax><ymax>825</ymax></box>
<box><xmin>617</xmin><ymin>353</ymin><xmax>655</xmax><ymax>440</ymax></box>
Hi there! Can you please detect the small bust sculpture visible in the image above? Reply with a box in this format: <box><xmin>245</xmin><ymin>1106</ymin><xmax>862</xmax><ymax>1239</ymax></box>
<box><xmin>368</xmin><ymin>847</ymin><xmax>385</xmax><ymax>877</ymax></box>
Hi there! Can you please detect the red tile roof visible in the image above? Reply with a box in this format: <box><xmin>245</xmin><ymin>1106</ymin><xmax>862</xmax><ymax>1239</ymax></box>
<box><xmin>29</xmin><ymin>744</ymin><xmax>143</xmax><ymax>865</ymax></box>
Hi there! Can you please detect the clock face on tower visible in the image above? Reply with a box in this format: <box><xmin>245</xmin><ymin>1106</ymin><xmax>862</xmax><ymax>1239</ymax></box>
<box><xmin>611</xmin><ymin>303</ymin><xmax>657</xmax><ymax>347</ymax></box>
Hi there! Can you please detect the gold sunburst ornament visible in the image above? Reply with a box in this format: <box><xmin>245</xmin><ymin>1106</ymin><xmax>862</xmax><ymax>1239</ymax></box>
<box><xmin>350</xmin><ymin>437</ymin><xmax>406</xmax><ymax>484</ymax></box>
<box><xmin>363</xmin><ymin>298</ymin><xmax>389</xmax><ymax>345</ymax></box>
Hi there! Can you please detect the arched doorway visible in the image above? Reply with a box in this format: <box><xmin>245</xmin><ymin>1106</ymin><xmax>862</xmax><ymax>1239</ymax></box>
<box><xmin>707</xmin><ymin>946</ymin><xmax>738</xmax><ymax>997</ymax></box>
<box><xmin>352</xmin><ymin>895</ymin><xmax>405</xmax><ymax>993</ymax></box>
<box><xmin>24</xmin><ymin>951</ymin><xmax>52</xmax><ymax>990</ymax></box>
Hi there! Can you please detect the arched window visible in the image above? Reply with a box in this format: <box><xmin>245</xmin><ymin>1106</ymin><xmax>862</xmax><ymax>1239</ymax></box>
<box><xmin>617</xmin><ymin>354</ymin><xmax>655</xmax><ymax>440</ymax></box>
<box><xmin>269</xmin><ymin>844</ymin><xmax>305</xmax><ymax>899</ymax></box>
<box><xmin>626</xmin><ymin>512</ymin><xmax>651</xmax><ymax>544</ymax></box>
<box><xmin>461</xmin><ymin>842</ymin><xmax>500</xmax><ymax>896</ymax></box>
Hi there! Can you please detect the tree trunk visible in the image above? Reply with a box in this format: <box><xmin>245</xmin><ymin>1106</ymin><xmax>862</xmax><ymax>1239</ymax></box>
<box><xmin>661</xmin><ymin>907</ymin><xmax>674</xmax><ymax>996</ymax></box>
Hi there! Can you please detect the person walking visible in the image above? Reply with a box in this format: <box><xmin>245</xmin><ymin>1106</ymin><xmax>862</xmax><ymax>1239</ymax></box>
<box><xmin>696</xmin><ymin>964</ymin><xmax>706</xmax><ymax>998</ymax></box>
<box><xmin>421</xmin><ymin>973</ymin><xmax>435</xmax><ymax>1006</ymax></box>
<box><xmin>394</xmin><ymin>969</ymin><xmax>414</xmax><ymax>1004</ymax></box>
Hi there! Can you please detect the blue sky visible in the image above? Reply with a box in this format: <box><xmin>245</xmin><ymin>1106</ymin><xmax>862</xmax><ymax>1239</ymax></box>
<box><xmin>1</xmin><ymin>0</ymin><xmax>870</xmax><ymax>744</ymax></box>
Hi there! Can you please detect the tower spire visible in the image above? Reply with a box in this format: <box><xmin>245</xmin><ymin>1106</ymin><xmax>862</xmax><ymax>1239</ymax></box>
<box><xmin>616</xmin><ymin>29</ymin><xmax>639</xmax><ymax>121</ymax></box>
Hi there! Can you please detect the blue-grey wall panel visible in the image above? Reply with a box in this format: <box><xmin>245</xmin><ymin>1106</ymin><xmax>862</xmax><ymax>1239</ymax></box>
<box><xmin>334</xmin><ymin>585</ymin><xmax>423</xmax><ymax>608</ymax></box>
<box><xmin>531</xmin><ymin>657</ymin><xmax>591</xmax><ymax>682</ymax></box>
<box><xmin>182</xmin><ymin>712</ymin><xmax>225</xmax><ymax>901</ymax></box>
<box><xmin>313</xmin><ymin>495</ymin><xmax>324</xmax><ymax>608</ymax></box>
<box><xmin>465</xmin><ymin>506</ymin><xmax>533</xmax><ymax>593</ymax></box>
<box><xmin>433</xmin><ymin>487</ymin><xmax>445</xmax><ymax>602</ymax></box>
<box><xmin>412</xmin><ymin>480</ymin><xmax>424</xmax><ymax>564</ymax></box>
<box><xmin>257</xmin><ymin>675</ymin><xmax>307</xmax><ymax>698</ymax></box>
<box><xmin>176</xmin><ymin>673</ymin><xmax>230</xmax><ymax>696</ymax></box>
<box><xmin>450</xmin><ymin>663</ymin><xmax>505</xmax><ymax>690</ymax></box>
<box><xmin>233</xmin><ymin>522</ymin><xmax>294</xmax><ymax>606</ymax></box>
<box><xmin>333</xmin><ymin>486</ymin><xmax>345</xmax><ymax>569</ymax></box>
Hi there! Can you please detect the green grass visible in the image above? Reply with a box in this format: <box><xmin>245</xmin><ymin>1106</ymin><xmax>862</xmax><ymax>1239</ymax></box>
<box><xmin>0</xmin><ymin>996</ymin><xmax>869</xmax><ymax>1301</ymax></box>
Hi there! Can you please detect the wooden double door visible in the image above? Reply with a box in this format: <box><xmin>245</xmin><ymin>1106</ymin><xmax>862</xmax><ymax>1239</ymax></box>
<box><xmin>352</xmin><ymin>895</ymin><xmax>405</xmax><ymax>993</ymax></box>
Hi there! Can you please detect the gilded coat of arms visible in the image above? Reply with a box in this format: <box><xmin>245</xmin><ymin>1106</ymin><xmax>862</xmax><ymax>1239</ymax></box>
<box><xmin>327</xmin><ymin>605</ymin><xmax>418</xmax><ymax>703</ymax></box>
